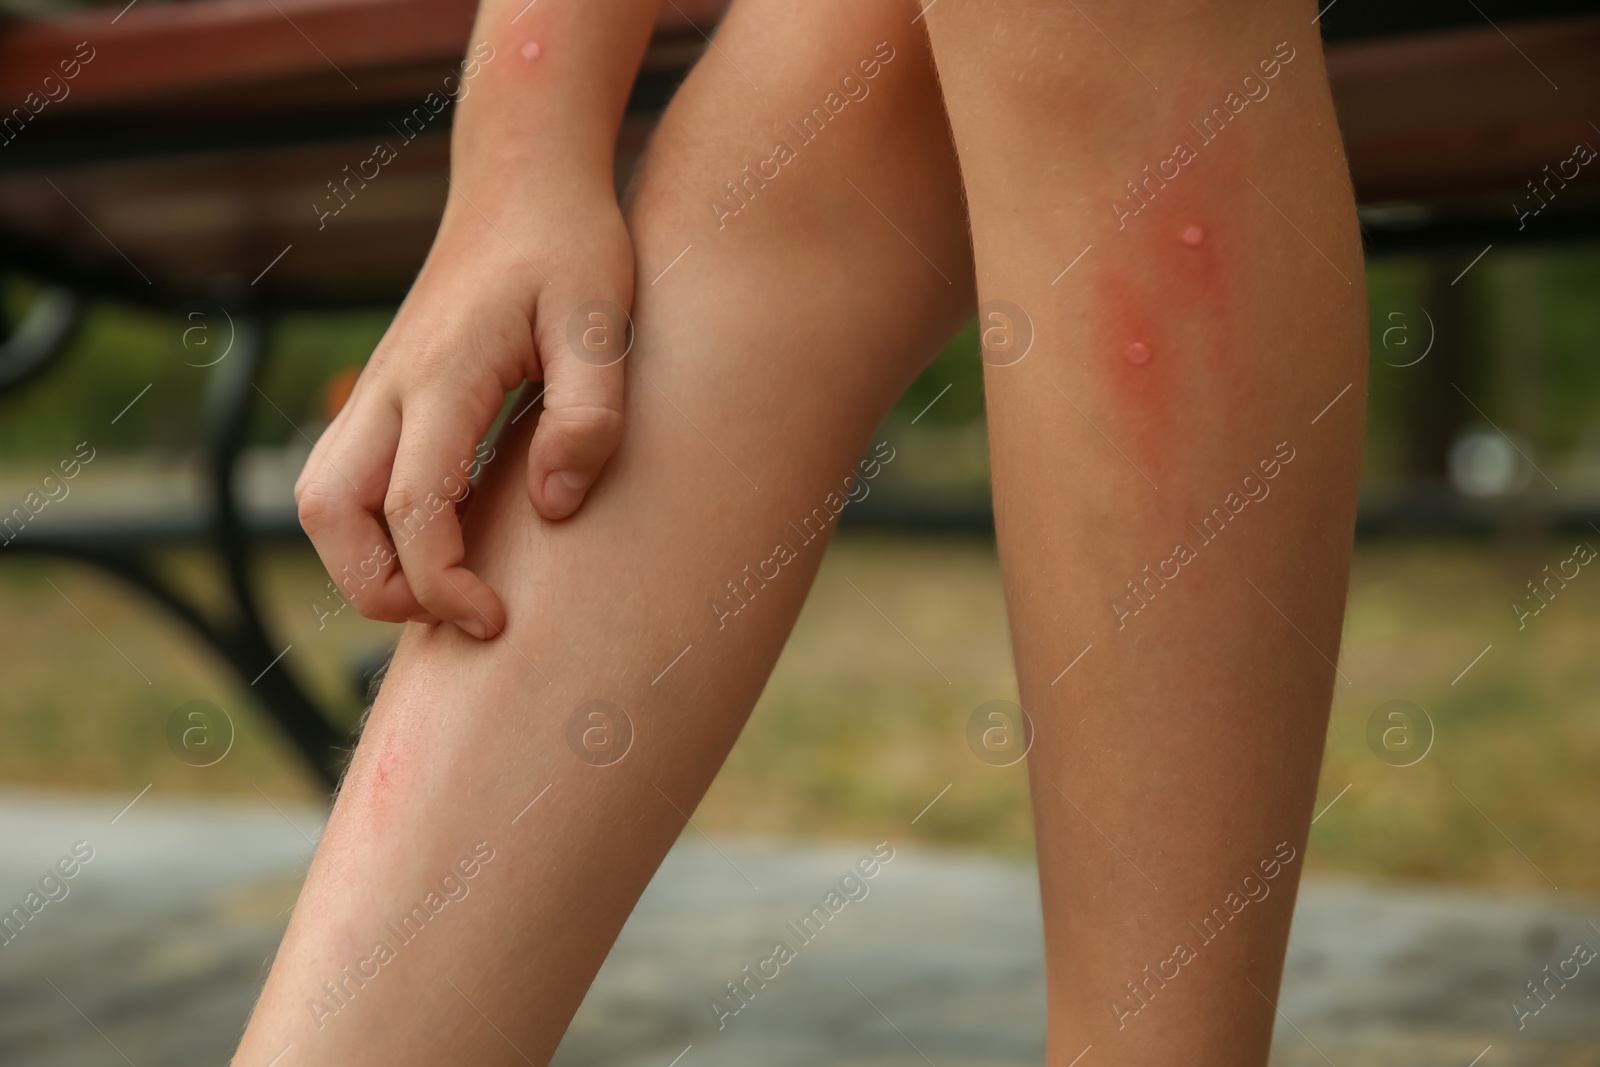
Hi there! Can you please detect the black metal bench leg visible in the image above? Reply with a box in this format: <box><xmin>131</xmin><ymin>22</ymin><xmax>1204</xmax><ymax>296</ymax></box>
<box><xmin>204</xmin><ymin>315</ymin><xmax>349</xmax><ymax>789</ymax></box>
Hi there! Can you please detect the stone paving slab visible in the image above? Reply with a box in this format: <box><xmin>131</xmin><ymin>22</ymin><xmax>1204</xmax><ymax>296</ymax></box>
<box><xmin>0</xmin><ymin>792</ymin><xmax>1596</xmax><ymax>1066</ymax></box>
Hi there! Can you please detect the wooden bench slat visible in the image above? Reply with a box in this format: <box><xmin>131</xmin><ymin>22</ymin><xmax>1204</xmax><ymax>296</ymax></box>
<box><xmin>3</xmin><ymin>2</ymin><xmax>1598</xmax><ymax>303</ymax></box>
<box><xmin>0</xmin><ymin>0</ymin><xmax>727</xmax><ymax>115</ymax></box>
<box><xmin>1327</xmin><ymin>15</ymin><xmax>1600</xmax><ymax>203</ymax></box>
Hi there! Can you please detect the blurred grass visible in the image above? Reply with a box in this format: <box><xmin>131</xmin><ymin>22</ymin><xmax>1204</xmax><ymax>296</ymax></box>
<box><xmin>4</xmin><ymin>246</ymin><xmax>1600</xmax><ymax>890</ymax></box>
<box><xmin>0</xmin><ymin>551</ymin><xmax>388</xmax><ymax>800</ymax></box>
<box><xmin>1315</xmin><ymin>538</ymin><xmax>1600</xmax><ymax>890</ymax></box>
<box><xmin>2</xmin><ymin>534</ymin><xmax>1597</xmax><ymax>891</ymax></box>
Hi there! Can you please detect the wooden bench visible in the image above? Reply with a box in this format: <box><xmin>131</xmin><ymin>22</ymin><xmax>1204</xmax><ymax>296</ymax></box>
<box><xmin>0</xmin><ymin>0</ymin><xmax>723</xmax><ymax>785</ymax></box>
<box><xmin>1</xmin><ymin>0</ymin><xmax>1597</xmax><ymax>785</ymax></box>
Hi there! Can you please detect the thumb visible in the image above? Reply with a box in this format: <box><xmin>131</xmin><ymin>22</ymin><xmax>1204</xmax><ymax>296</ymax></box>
<box><xmin>527</xmin><ymin>290</ymin><xmax>631</xmax><ymax>520</ymax></box>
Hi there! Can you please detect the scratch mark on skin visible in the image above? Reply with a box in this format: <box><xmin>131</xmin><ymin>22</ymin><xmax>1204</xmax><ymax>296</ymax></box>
<box><xmin>364</xmin><ymin>729</ymin><xmax>421</xmax><ymax>824</ymax></box>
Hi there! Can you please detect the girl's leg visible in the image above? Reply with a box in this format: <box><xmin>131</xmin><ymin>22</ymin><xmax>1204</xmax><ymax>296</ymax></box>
<box><xmin>920</xmin><ymin>2</ymin><xmax>1365</xmax><ymax>1063</ymax></box>
<box><xmin>233</xmin><ymin>1</ymin><xmax>968</xmax><ymax>1062</ymax></box>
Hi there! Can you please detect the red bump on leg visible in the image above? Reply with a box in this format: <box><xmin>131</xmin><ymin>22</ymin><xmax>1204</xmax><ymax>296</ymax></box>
<box><xmin>1125</xmin><ymin>341</ymin><xmax>1152</xmax><ymax>365</ymax></box>
<box><xmin>520</xmin><ymin>40</ymin><xmax>543</xmax><ymax>60</ymax></box>
<box><xmin>1181</xmin><ymin>225</ymin><xmax>1205</xmax><ymax>248</ymax></box>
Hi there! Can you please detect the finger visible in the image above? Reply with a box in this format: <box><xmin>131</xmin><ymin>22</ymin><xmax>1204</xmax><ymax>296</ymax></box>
<box><xmin>527</xmin><ymin>292</ymin><xmax>630</xmax><ymax>520</ymax></box>
<box><xmin>296</xmin><ymin>401</ymin><xmax>427</xmax><ymax>623</ymax></box>
<box><xmin>387</xmin><ymin>393</ymin><xmax>506</xmax><ymax>640</ymax></box>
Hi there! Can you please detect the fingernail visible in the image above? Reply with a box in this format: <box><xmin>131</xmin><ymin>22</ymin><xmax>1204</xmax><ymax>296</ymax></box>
<box><xmin>543</xmin><ymin>470</ymin><xmax>591</xmax><ymax>519</ymax></box>
<box><xmin>459</xmin><ymin>617</ymin><xmax>490</xmax><ymax>640</ymax></box>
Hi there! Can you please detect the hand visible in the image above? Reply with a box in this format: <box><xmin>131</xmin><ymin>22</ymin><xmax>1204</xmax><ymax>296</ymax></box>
<box><xmin>294</xmin><ymin>184</ymin><xmax>633</xmax><ymax>639</ymax></box>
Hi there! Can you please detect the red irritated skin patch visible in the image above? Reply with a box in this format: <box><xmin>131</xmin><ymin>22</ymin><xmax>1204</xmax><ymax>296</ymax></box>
<box><xmin>485</xmin><ymin>20</ymin><xmax>550</xmax><ymax>91</ymax></box>
<box><xmin>1089</xmin><ymin>160</ymin><xmax>1244</xmax><ymax>482</ymax></box>
<box><xmin>361</xmin><ymin>730</ymin><xmax>420</xmax><ymax>825</ymax></box>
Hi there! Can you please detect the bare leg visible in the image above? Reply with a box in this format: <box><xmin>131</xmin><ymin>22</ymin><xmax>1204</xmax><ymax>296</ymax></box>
<box><xmin>921</xmin><ymin>1</ymin><xmax>1365</xmax><ymax>1062</ymax></box>
<box><xmin>233</xmin><ymin>1</ymin><xmax>969</xmax><ymax>1062</ymax></box>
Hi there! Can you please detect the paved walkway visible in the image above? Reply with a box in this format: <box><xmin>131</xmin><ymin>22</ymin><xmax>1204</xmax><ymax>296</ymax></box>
<box><xmin>0</xmin><ymin>792</ymin><xmax>1595</xmax><ymax>1066</ymax></box>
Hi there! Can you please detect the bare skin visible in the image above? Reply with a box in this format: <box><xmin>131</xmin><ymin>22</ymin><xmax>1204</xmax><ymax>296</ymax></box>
<box><xmin>294</xmin><ymin>0</ymin><xmax>658</xmax><ymax>639</ymax></box>
<box><xmin>921</xmin><ymin>0</ymin><xmax>1365</xmax><ymax>1060</ymax></box>
<box><xmin>235</xmin><ymin>2</ymin><xmax>971</xmax><ymax>1062</ymax></box>
<box><xmin>240</xmin><ymin>0</ymin><xmax>1366</xmax><ymax>1064</ymax></box>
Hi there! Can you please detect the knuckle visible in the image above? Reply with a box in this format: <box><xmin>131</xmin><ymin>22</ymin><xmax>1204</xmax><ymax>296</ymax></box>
<box><xmin>547</xmin><ymin>403</ymin><xmax>625</xmax><ymax>452</ymax></box>
<box><xmin>385</xmin><ymin>484</ymin><xmax>450</xmax><ymax>545</ymax></box>
<box><xmin>341</xmin><ymin>566</ymin><xmax>416</xmax><ymax>623</ymax></box>
<box><xmin>295</xmin><ymin>481</ymin><xmax>342</xmax><ymax>535</ymax></box>
<box><xmin>403</xmin><ymin>569</ymin><xmax>451</xmax><ymax>612</ymax></box>
<box><xmin>385</xmin><ymin>495</ymin><xmax>435</xmax><ymax>543</ymax></box>
<box><xmin>383</xmin><ymin>484</ymin><xmax>426</xmax><ymax>524</ymax></box>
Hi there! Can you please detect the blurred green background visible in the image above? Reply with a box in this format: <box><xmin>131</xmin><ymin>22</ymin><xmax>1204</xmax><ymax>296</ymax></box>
<box><xmin>2</xmin><ymin>248</ymin><xmax>1599</xmax><ymax>891</ymax></box>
